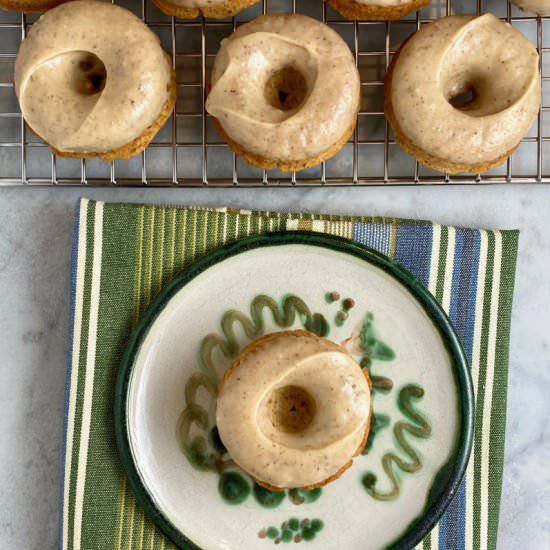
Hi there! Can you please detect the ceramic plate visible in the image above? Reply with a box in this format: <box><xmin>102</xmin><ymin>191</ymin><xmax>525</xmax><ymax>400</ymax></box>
<box><xmin>115</xmin><ymin>232</ymin><xmax>473</xmax><ymax>550</ymax></box>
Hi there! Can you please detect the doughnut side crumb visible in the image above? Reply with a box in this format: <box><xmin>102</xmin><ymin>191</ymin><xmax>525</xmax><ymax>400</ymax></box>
<box><xmin>327</xmin><ymin>0</ymin><xmax>430</xmax><ymax>21</ymax></box>
<box><xmin>152</xmin><ymin>0</ymin><xmax>259</xmax><ymax>19</ymax></box>
<box><xmin>210</xmin><ymin>110</ymin><xmax>359</xmax><ymax>172</ymax></box>
<box><xmin>0</xmin><ymin>0</ymin><xmax>68</xmax><ymax>12</ymax></box>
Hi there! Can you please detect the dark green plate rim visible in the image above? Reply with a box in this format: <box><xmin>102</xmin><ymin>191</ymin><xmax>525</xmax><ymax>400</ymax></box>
<box><xmin>114</xmin><ymin>231</ymin><xmax>474</xmax><ymax>550</ymax></box>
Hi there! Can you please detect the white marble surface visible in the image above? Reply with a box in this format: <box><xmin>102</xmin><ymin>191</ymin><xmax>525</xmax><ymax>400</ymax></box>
<box><xmin>0</xmin><ymin>185</ymin><xmax>549</xmax><ymax>550</ymax></box>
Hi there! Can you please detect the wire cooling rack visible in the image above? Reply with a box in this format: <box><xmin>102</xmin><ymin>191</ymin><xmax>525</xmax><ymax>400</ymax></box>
<box><xmin>0</xmin><ymin>0</ymin><xmax>549</xmax><ymax>186</ymax></box>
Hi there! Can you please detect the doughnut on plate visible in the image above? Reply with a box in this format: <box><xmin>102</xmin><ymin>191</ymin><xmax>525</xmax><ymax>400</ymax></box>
<box><xmin>115</xmin><ymin>232</ymin><xmax>473</xmax><ymax>550</ymax></box>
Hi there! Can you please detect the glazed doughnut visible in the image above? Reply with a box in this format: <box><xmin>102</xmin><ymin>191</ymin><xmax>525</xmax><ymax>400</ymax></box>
<box><xmin>14</xmin><ymin>1</ymin><xmax>176</xmax><ymax>161</ymax></box>
<box><xmin>205</xmin><ymin>14</ymin><xmax>361</xmax><ymax>172</ymax></box>
<box><xmin>385</xmin><ymin>14</ymin><xmax>541</xmax><ymax>174</ymax></box>
<box><xmin>216</xmin><ymin>331</ymin><xmax>372</xmax><ymax>490</ymax></box>
<box><xmin>152</xmin><ymin>0</ymin><xmax>259</xmax><ymax>19</ymax></box>
<box><xmin>512</xmin><ymin>0</ymin><xmax>550</xmax><ymax>15</ymax></box>
<box><xmin>327</xmin><ymin>0</ymin><xmax>430</xmax><ymax>21</ymax></box>
<box><xmin>0</xmin><ymin>0</ymin><xmax>68</xmax><ymax>12</ymax></box>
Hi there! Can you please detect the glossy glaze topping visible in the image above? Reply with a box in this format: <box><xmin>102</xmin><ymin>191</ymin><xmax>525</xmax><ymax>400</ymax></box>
<box><xmin>512</xmin><ymin>0</ymin><xmax>550</xmax><ymax>15</ymax></box>
<box><xmin>206</xmin><ymin>14</ymin><xmax>361</xmax><ymax>162</ymax></box>
<box><xmin>390</xmin><ymin>14</ymin><xmax>540</xmax><ymax>165</ymax></box>
<box><xmin>216</xmin><ymin>331</ymin><xmax>371</xmax><ymax>489</ymax></box>
<box><xmin>14</xmin><ymin>1</ymin><xmax>172</xmax><ymax>153</ymax></box>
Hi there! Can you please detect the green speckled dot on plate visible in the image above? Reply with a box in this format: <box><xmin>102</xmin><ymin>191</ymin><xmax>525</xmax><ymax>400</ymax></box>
<box><xmin>253</xmin><ymin>484</ymin><xmax>286</xmax><ymax>508</ymax></box>
<box><xmin>218</xmin><ymin>472</ymin><xmax>250</xmax><ymax>505</ymax></box>
<box><xmin>304</xmin><ymin>489</ymin><xmax>322</xmax><ymax>503</ymax></box>
<box><xmin>310</xmin><ymin>519</ymin><xmax>324</xmax><ymax>532</ymax></box>
<box><xmin>267</xmin><ymin>527</ymin><xmax>279</xmax><ymax>540</ymax></box>
<box><xmin>288</xmin><ymin>518</ymin><xmax>300</xmax><ymax>532</ymax></box>
<box><xmin>301</xmin><ymin>527</ymin><xmax>315</xmax><ymax>541</ymax></box>
<box><xmin>287</xmin><ymin>488</ymin><xmax>322</xmax><ymax>506</ymax></box>
<box><xmin>115</xmin><ymin>232</ymin><xmax>473</xmax><ymax>550</ymax></box>
<box><xmin>281</xmin><ymin>529</ymin><xmax>293</xmax><ymax>543</ymax></box>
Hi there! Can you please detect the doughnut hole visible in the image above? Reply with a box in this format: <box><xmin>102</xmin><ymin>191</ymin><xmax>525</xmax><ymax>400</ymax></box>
<box><xmin>443</xmin><ymin>76</ymin><xmax>490</xmax><ymax>115</ymax></box>
<box><xmin>20</xmin><ymin>50</ymin><xmax>108</xmax><ymax>140</ymax></box>
<box><xmin>447</xmin><ymin>86</ymin><xmax>477</xmax><ymax>110</ymax></box>
<box><xmin>264</xmin><ymin>67</ymin><xmax>308</xmax><ymax>111</ymax></box>
<box><xmin>27</xmin><ymin>50</ymin><xmax>107</xmax><ymax>97</ymax></box>
<box><xmin>266</xmin><ymin>385</ymin><xmax>316</xmax><ymax>434</ymax></box>
<box><xmin>73</xmin><ymin>53</ymin><xmax>107</xmax><ymax>96</ymax></box>
<box><xmin>440</xmin><ymin>45</ymin><xmax>535</xmax><ymax>118</ymax></box>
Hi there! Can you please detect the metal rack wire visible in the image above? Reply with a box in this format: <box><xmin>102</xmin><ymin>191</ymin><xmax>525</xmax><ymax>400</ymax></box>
<box><xmin>0</xmin><ymin>0</ymin><xmax>549</xmax><ymax>186</ymax></box>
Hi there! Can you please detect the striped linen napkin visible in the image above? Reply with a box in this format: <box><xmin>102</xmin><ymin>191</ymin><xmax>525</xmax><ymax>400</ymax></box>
<box><xmin>60</xmin><ymin>199</ymin><xmax>518</xmax><ymax>550</ymax></box>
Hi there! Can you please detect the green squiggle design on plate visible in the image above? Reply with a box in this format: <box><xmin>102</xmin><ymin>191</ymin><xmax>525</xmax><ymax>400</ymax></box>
<box><xmin>199</xmin><ymin>294</ymin><xmax>329</xmax><ymax>383</ymax></box>
<box><xmin>176</xmin><ymin>374</ymin><xmax>227</xmax><ymax>471</ymax></box>
<box><xmin>362</xmin><ymin>384</ymin><xmax>432</xmax><ymax>501</ymax></box>
<box><xmin>176</xmin><ymin>294</ymin><xmax>329</xmax><ymax>490</ymax></box>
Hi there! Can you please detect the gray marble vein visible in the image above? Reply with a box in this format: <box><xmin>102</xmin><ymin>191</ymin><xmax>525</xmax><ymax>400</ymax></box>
<box><xmin>0</xmin><ymin>185</ymin><xmax>549</xmax><ymax>550</ymax></box>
